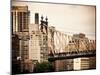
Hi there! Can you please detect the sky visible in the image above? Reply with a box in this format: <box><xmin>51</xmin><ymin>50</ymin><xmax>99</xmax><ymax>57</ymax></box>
<box><xmin>12</xmin><ymin>0</ymin><xmax>96</xmax><ymax>39</ymax></box>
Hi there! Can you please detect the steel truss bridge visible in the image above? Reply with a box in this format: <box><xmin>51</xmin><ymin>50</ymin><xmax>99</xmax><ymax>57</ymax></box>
<box><xmin>48</xmin><ymin>29</ymin><xmax>96</xmax><ymax>61</ymax></box>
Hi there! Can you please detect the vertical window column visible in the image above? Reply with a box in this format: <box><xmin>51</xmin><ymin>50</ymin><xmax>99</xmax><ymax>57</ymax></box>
<box><xmin>12</xmin><ymin>12</ymin><xmax>16</xmax><ymax>33</ymax></box>
<box><xmin>19</xmin><ymin>39</ymin><xmax>22</xmax><ymax>59</ymax></box>
<box><xmin>15</xmin><ymin>11</ymin><xmax>18</xmax><ymax>32</ymax></box>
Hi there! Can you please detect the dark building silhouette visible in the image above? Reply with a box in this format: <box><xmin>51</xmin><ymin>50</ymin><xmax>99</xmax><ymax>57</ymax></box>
<box><xmin>12</xmin><ymin>6</ymin><xmax>30</xmax><ymax>73</ymax></box>
<box><xmin>35</xmin><ymin>13</ymin><xmax>39</xmax><ymax>24</ymax></box>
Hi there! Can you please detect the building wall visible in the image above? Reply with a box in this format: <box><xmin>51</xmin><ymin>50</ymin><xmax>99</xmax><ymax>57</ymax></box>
<box><xmin>54</xmin><ymin>59</ymin><xmax>73</xmax><ymax>71</ymax></box>
<box><xmin>74</xmin><ymin>58</ymin><xmax>81</xmax><ymax>70</ymax></box>
<box><xmin>29</xmin><ymin>24</ymin><xmax>41</xmax><ymax>62</ymax></box>
<box><xmin>11</xmin><ymin>6</ymin><xmax>30</xmax><ymax>33</ymax></box>
<box><xmin>89</xmin><ymin>56</ymin><xmax>96</xmax><ymax>69</ymax></box>
<box><xmin>74</xmin><ymin>57</ymin><xmax>95</xmax><ymax>70</ymax></box>
<box><xmin>80</xmin><ymin>58</ymin><xmax>90</xmax><ymax>70</ymax></box>
<box><xmin>12</xmin><ymin>34</ymin><xmax>20</xmax><ymax>73</ymax></box>
<box><xmin>29</xmin><ymin>24</ymin><xmax>48</xmax><ymax>63</ymax></box>
<box><xmin>12</xmin><ymin>34</ymin><xmax>20</xmax><ymax>61</ymax></box>
<box><xmin>40</xmin><ymin>33</ymin><xmax>48</xmax><ymax>62</ymax></box>
<box><xmin>12</xmin><ymin>6</ymin><xmax>30</xmax><ymax>60</ymax></box>
<box><xmin>12</xmin><ymin>6</ymin><xmax>30</xmax><ymax>73</ymax></box>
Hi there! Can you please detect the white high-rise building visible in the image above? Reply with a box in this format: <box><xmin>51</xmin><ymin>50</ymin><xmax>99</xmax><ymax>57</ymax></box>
<box><xmin>29</xmin><ymin>24</ymin><xmax>41</xmax><ymax>62</ymax></box>
<box><xmin>29</xmin><ymin>13</ymin><xmax>48</xmax><ymax>63</ymax></box>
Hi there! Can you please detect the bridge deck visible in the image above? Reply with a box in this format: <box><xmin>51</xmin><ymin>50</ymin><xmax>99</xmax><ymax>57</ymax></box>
<box><xmin>48</xmin><ymin>50</ymin><xmax>96</xmax><ymax>61</ymax></box>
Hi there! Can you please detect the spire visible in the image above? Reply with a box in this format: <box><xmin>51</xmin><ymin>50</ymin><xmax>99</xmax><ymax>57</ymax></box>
<box><xmin>41</xmin><ymin>15</ymin><xmax>43</xmax><ymax>20</ymax></box>
<box><xmin>45</xmin><ymin>16</ymin><xmax>48</xmax><ymax>21</ymax></box>
<box><xmin>45</xmin><ymin>16</ymin><xmax>48</xmax><ymax>26</ymax></box>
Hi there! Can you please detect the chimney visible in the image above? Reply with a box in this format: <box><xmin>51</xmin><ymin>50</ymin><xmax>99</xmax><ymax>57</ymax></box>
<box><xmin>35</xmin><ymin>13</ymin><xmax>39</xmax><ymax>24</ymax></box>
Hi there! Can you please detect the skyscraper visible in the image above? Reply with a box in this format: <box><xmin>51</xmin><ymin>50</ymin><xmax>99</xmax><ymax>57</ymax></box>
<box><xmin>11</xmin><ymin>6</ymin><xmax>30</xmax><ymax>73</ymax></box>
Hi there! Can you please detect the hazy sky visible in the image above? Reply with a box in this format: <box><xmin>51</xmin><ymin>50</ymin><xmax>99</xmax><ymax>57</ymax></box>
<box><xmin>12</xmin><ymin>1</ymin><xmax>96</xmax><ymax>39</ymax></box>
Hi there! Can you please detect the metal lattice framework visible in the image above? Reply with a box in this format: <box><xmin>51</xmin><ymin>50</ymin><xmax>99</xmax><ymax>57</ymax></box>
<box><xmin>48</xmin><ymin>29</ymin><xmax>96</xmax><ymax>61</ymax></box>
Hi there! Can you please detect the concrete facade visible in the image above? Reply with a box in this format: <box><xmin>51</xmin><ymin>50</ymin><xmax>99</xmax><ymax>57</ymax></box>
<box><xmin>29</xmin><ymin>15</ymin><xmax>49</xmax><ymax>63</ymax></box>
<box><xmin>29</xmin><ymin>24</ymin><xmax>41</xmax><ymax>62</ymax></box>
<box><xmin>12</xmin><ymin>6</ymin><xmax>31</xmax><ymax>73</ymax></box>
<box><xmin>54</xmin><ymin>59</ymin><xmax>73</xmax><ymax>71</ymax></box>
